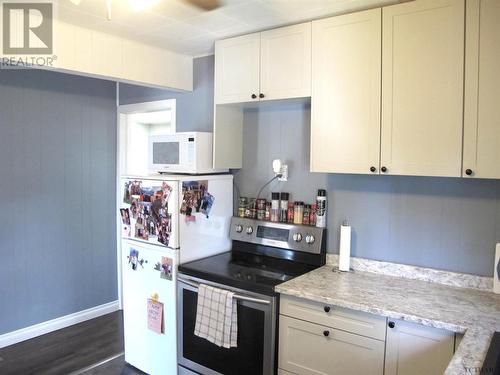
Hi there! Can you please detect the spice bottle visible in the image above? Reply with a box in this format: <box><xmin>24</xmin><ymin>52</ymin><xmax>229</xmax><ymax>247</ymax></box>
<box><xmin>310</xmin><ymin>203</ymin><xmax>317</xmax><ymax>226</ymax></box>
<box><xmin>303</xmin><ymin>204</ymin><xmax>311</xmax><ymax>225</ymax></box>
<box><xmin>265</xmin><ymin>202</ymin><xmax>272</xmax><ymax>221</ymax></box>
<box><xmin>316</xmin><ymin>189</ymin><xmax>327</xmax><ymax>228</ymax></box>
<box><xmin>238</xmin><ymin>197</ymin><xmax>247</xmax><ymax>218</ymax></box>
<box><xmin>287</xmin><ymin>201</ymin><xmax>294</xmax><ymax>223</ymax></box>
<box><xmin>293</xmin><ymin>202</ymin><xmax>304</xmax><ymax>224</ymax></box>
<box><xmin>256</xmin><ymin>199</ymin><xmax>266</xmax><ymax>220</ymax></box>
<box><xmin>280</xmin><ymin>192</ymin><xmax>289</xmax><ymax>223</ymax></box>
<box><xmin>271</xmin><ymin>192</ymin><xmax>280</xmax><ymax>222</ymax></box>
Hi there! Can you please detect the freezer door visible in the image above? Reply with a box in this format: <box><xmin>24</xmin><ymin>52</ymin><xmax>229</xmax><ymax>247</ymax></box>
<box><xmin>178</xmin><ymin>176</ymin><xmax>233</xmax><ymax>264</ymax></box>
<box><xmin>120</xmin><ymin>178</ymin><xmax>180</xmax><ymax>249</ymax></box>
<box><xmin>121</xmin><ymin>240</ymin><xmax>178</xmax><ymax>375</ymax></box>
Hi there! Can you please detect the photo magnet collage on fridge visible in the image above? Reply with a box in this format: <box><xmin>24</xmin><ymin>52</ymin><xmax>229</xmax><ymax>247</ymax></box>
<box><xmin>122</xmin><ymin>181</ymin><xmax>173</xmax><ymax>246</ymax></box>
<box><xmin>180</xmin><ymin>180</ymin><xmax>215</xmax><ymax>221</ymax></box>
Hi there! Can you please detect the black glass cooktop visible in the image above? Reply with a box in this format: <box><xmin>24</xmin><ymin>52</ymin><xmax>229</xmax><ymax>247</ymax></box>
<box><xmin>178</xmin><ymin>250</ymin><xmax>318</xmax><ymax>296</ymax></box>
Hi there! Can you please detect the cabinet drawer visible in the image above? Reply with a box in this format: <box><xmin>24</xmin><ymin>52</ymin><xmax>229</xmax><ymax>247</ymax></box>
<box><xmin>280</xmin><ymin>295</ymin><xmax>386</xmax><ymax>340</ymax></box>
<box><xmin>279</xmin><ymin>315</ymin><xmax>385</xmax><ymax>375</ymax></box>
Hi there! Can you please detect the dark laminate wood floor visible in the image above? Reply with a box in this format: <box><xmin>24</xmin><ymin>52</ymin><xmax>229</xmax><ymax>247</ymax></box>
<box><xmin>0</xmin><ymin>311</ymin><xmax>127</xmax><ymax>375</ymax></box>
<box><xmin>80</xmin><ymin>355</ymin><xmax>145</xmax><ymax>375</ymax></box>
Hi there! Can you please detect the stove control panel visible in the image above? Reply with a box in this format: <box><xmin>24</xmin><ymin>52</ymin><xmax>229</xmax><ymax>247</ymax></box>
<box><xmin>230</xmin><ymin>217</ymin><xmax>325</xmax><ymax>255</ymax></box>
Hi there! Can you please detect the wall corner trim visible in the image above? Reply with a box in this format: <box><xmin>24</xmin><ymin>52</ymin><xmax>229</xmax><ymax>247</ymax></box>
<box><xmin>0</xmin><ymin>301</ymin><xmax>120</xmax><ymax>348</ymax></box>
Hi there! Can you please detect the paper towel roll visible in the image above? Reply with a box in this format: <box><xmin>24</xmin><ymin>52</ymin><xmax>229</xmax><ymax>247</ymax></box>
<box><xmin>494</xmin><ymin>243</ymin><xmax>500</xmax><ymax>294</ymax></box>
<box><xmin>339</xmin><ymin>223</ymin><xmax>351</xmax><ymax>272</ymax></box>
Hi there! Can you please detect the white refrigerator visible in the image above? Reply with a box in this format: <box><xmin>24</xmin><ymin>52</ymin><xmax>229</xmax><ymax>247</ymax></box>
<box><xmin>119</xmin><ymin>174</ymin><xmax>233</xmax><ymax>375</ymax></box>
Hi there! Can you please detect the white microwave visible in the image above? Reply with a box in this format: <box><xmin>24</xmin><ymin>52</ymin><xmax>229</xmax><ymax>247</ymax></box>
<box><xmin>149</xmin><ymin>132</ymin><xmax>227</xmax><ymax>174</ymax></box>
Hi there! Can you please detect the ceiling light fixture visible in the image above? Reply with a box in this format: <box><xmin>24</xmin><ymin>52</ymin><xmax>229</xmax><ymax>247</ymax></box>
<box><xmin>127</xmin><ymin>0</ymin><xmax>162</xmax><ymax>12</ymax></box>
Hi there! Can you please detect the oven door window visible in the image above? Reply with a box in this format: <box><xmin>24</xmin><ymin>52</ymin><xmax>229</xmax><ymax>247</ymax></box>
<box><xmin>182</xmin><ymin>288</ymin><xmax>265</xmax><ymax>375</ymax></box>
<box><xmin>153</xmin><ymin>141</ymin><xmax>179</xmax><ymax>165</ymax></box>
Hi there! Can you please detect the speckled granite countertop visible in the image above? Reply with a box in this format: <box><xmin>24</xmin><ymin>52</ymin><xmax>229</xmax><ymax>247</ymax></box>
<box><xmin>275</xmin><ymin>266</ymin><xmax>500</xmax><ymax>374</ymax></box>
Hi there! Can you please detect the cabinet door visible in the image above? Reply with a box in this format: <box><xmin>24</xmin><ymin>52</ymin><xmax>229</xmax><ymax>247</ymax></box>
<box><xmin>463</xmin><ymin>0</ymin><xmax>500</xmax><ymax>179</ymax></box>
<box><xmin>311</xmin><ymin>9</ymin><xmax>381</xmax><ymax>174</ymax></box>
<box><xmin>385</xmin><ymin>319</ymin><xmax>455</xmax><ymax>375</ymax></box>
<box><xmin>260</xmin><ymin>22</ymin><xmax>311</xmax><ymax>101</ymax></box>
<box><xmin>215</xmin><ymin>33</ymin><xmax>260</xmax><ymax>104</ymax></box>
<box><xmin>279</xmin><ymin>315</ymin><xmax>385</xmax><ymax>375</ymax></box>
<box><xmin>381</xmin><ymin>0</ymin><xmax>464</xmax><ymax>177</ymax></box>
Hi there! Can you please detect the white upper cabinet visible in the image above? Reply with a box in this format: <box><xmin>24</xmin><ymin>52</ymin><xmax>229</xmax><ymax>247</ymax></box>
<box><xmin>260</xmin><ymin>23</ymin><xmax>312</xmax><ymax>101</ymax></box>
<box><xmin>380</xmin><ymin>0</ymin><xmax>465</xmax><ymax>177</ymax></box>
<box><xmin>311</xmin><ymin>9</ymin><xmax>382</xmax><ymax>174</ymax></box>
<box><xmin>385</xmin><ymin>319</ymin><xmax>455</xmax><ymax>375</ymax></box>
<box><xmin>214</xmin><ymin>23</ymin><xmax>311</xmax><ymax>104</ymax></box>
<box><xmin>463</xmin><ymin>0</ymin><xmax>500</xmax><ymax>179</ymax></box>
<box><xmin>215</xmin><ymin>33</ymin><xmax>261</xmax><ymax>105</ymax></box>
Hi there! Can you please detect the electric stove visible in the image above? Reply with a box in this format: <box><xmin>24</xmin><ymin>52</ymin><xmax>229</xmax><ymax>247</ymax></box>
<box><xmin>178</xmin><ymin>217</ymin><xmax>327</xmax><ymax>296</ymax></box>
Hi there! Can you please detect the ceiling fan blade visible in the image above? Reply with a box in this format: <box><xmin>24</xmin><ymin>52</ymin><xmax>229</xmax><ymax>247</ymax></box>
<box><xmin>184</xmin><ymin>0</ymin><xmax>220</xmax><ymax>11</ymax></box>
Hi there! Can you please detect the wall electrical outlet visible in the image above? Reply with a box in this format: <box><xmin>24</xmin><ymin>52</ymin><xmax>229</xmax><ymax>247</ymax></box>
<box><xmin>278</xmin><ymin>164</ymin><xmax>288</xmax><ymax>181</ymax></box>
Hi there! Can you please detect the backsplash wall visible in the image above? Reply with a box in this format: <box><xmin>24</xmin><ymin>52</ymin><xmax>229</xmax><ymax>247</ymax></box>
<box><xmin>234</xmin><ymin>101</ymin><xmax>500</xmax><ymax>277</ymax></box>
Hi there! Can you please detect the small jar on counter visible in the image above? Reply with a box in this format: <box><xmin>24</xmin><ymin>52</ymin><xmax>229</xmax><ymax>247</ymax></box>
<box><xmin>303</xmin><ymin>204</ymin><xmax>311</xmax><ymax>225</ymax></box>
<box><xmin>293</xmin><ymin>202</ymin><xmax>304</xmax><ymax>224</ymax></box>
<box><xmin>256</xmin><ymin>198</ymin><xmax>267</xmax><ymax>220</ymax></box>
<box><xmin>238</xmin><ymin>197</ymin><xmax>247</xmax><ymax>218</ymax></box>
<box><xmin>287</xmin><ymin>201</ymin><xmax>294</xmax><ymax>223</ymax></box>
<box><xmin>271</xmin><ymin>192</ymin><xmax>280</xmax><ymax>222</ymax></box>
<box><xmin>280</xmin><ymin>192</ymin><xmax>289</xmax><ymax>223</ymax></box>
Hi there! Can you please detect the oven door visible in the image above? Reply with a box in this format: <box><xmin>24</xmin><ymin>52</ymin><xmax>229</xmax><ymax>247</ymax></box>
<box><xmin>177</xmin><ymin>275</ymin><xmax>277</xmax><ymax>375</ymax></box>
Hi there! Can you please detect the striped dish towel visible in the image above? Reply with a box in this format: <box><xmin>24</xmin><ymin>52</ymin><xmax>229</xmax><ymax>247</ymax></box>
<box><xmin>194</xmin><ymin>284</ymin><xmax>238</xmax><ymax>348</ymax></box>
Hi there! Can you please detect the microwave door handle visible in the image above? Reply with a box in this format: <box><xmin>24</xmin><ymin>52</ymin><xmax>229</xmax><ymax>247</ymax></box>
<box><xmin>178</xmin><ymin>277</ymin><xmax>271</xmax><ymax>305</ymax></box>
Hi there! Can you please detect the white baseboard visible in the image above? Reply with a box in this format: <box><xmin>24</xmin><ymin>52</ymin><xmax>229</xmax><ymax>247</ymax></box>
<box><xmin>0</xmin><ymin>300</ymin><xmax>120</xmax><ymax>348</ymax></box>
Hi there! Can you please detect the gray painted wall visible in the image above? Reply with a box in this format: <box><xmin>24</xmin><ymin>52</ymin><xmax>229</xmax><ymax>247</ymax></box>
<box><xmin>0</xmin><ymin>69</ymin><xmax>117</xmax><ymax>335</ymax></box>
<box><xmin>119</xmin><ymin>55</ymin><xmax>213</xmax><ymax>133</ymax></box>
<box><xmin>234</xmin><ymin>101</ymin><xmax>500</xmax><ymax>277</ymax></box>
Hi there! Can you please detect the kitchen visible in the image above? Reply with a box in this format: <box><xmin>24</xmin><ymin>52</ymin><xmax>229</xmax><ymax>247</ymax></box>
<box><xmin>0</xmin><ymin>0</ymin><xmax>499</xmax><ymax>375</ymax></box>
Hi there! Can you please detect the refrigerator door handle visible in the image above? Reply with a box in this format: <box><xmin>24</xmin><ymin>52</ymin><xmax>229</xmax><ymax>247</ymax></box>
<box><xmin>178</xmin><ymin>277</ymin><xmax>271</xmax><ymax>305</ymax></box>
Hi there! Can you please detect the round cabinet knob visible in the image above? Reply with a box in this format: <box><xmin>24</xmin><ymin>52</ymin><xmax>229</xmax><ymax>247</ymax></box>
<box><xmin>465</xmin><ymin>169</ymin><xmax>473</xmax><ymax>176</ymax></box>
<box><xmin>370</xmin><ymin>166</ymin><xmax>377</xmax><ymax>173</ymax></box>
<box><xmin>259</xmin><ymin>93</ymin><xmax>265</xmax><ymax>99</ymax></box>
<box><xmin>323</xmin><ymin>330</ymin><xmax>330</xmax><ymax>337</ymax></box>
<box><xmin>251</xmin><ymin>94</ymin><xmax>257</xmax><ymax>99</ymax></box>
<box><xmin>235</xmin><ymin>224</ymin><xmax>243</xmax><ymax>233</ymax></box>
<box><xmin>246</xmin><ymin>226</ymin><xmax>253</xmax><ymax>235</ymax></box>
<box><xmin>292</xmin><ymin>233</ymin><xmax>303</xmax><ymax>242</ymax></box>
<box><xmin>305</xmin><ymin>235</ymin><xmax>315</xmax><ymax>244</ymax></box>
<box><xmin>388</xmin><ymin>321</ymin><xmax>395</xmax><ymax>329</ymax></box>
<box><xmin>323</xmin><ymin>306</ymin><xmax>330</xmax><ymax>313</ymax></box>
<box><xmin>381</xmin><ymin>166</ymin><xmax>388</xmax><ymax>173</ymax></box>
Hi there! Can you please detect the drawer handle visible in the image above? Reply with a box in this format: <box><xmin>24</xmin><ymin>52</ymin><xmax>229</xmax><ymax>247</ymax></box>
<box><xmin>388</xmin><ymin>321</ymin><xmax>395</xmax><ymax>329</ymax></box>
<box><xmin>323</xmin><ymin>306</ymin><xmax>331</xmax><ymax>313</ymax></box>
<box><xmin>323</xmin><ymin>330</ymin><xmax>330</xmax><ymax>337</ymax></box>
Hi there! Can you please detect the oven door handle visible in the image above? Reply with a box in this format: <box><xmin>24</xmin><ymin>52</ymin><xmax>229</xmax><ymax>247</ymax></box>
<box><xmin>178</xmin><ymin>277</ymin><xmax>271</xmax><ymax>305</ymax></box>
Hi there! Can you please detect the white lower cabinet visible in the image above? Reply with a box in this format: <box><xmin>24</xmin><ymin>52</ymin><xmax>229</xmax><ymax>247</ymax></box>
<box><xmin>278</xmin><ymin>296</ymin><xmax>456</xmax><ymax>375</ymax></box>
<box><xmin>385</xmin><ymin>319</ymin><xmax>455</xmax><ymax>375</ymax></box>
<box><xmin>279</xmin><ymin>315</ymin><xmax>385</xmax><ymax>375</ymax></box>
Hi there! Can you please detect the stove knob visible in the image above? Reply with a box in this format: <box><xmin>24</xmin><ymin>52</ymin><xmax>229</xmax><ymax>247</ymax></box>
<box><xmin>235</xmin><ymin>224</ymin><xmax>243</xmax><ymax>233</ymax></box>
<box><xmin>305</xmin><ymin>235</ymin><xmax>315</xmax><ymax>244</ymax></box>
<box><xmin>292</xmin><ymin>233</ymin><xmax>303</xmax><ymax>242</ymax></box>
<box><xmin>246</xmin><ymin>226</ymin><xmax>253</xmax><ymax>234</ymax></box>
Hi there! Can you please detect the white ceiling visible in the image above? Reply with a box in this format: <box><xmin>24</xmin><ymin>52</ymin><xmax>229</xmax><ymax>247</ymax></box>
<box><xmin>56</xmin><ymin>0</ymin><xmax>405</xmax><ymax>57</ymax></box>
